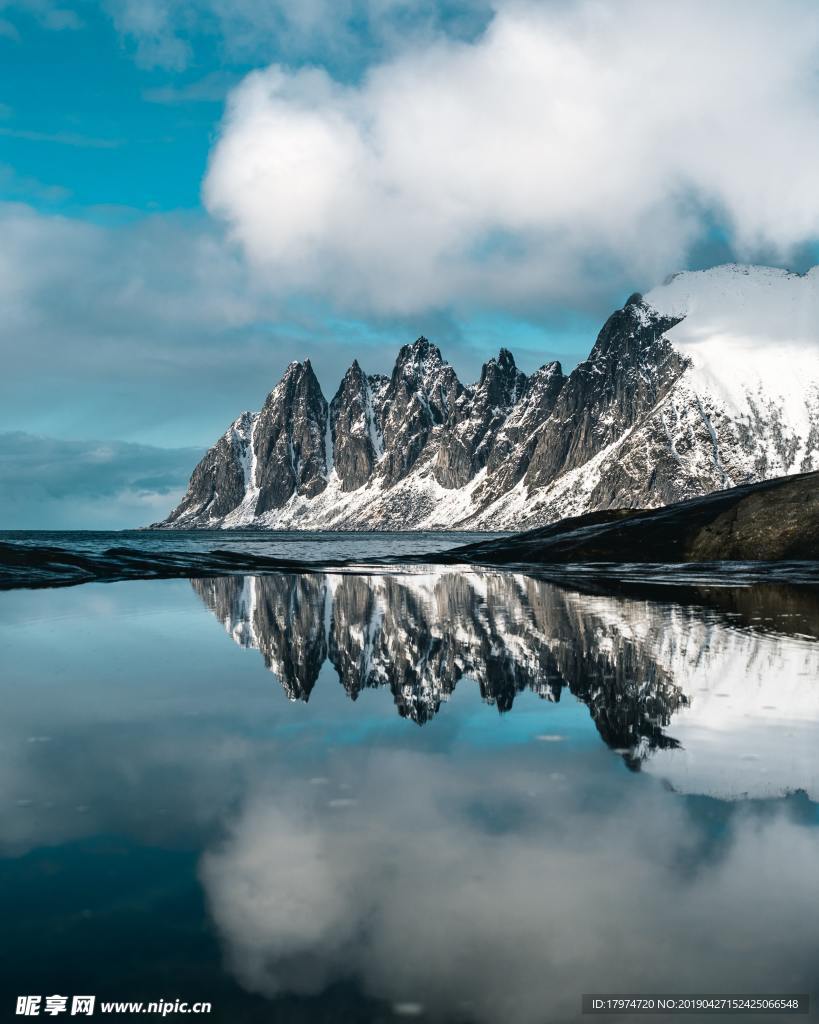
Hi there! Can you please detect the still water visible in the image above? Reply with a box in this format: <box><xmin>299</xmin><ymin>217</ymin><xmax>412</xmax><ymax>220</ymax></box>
<box><xmin>0</xmin><ymin>530</ymin><xmax>498</xmax><ymax>563</ymax></box>
<box><xmin>1</xmin><ymin>567</ymin><xmax>817</xmax><ymax>1022</ymax></box>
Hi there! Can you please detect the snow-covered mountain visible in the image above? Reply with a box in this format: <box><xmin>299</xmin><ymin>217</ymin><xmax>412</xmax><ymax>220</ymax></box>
<box><xmin>156</xmin><ymin>264</ymin><xmax>819</xmax><ymax>530</ymax></box>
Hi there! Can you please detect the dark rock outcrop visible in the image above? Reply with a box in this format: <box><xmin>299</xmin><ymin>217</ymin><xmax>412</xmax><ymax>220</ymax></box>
<box><xmin>160</xmin><ymin>412</ymin><xmax>254</xmax><ymax>527</ymax></box>
<box><xmin>254</xmin><ymin>360</ymin><xmax>329</xmax><ymax>515</ymax></box>
<box><xmin>450</xmin><ymin>470</ymin><xmax>819</xmax><ymax>564</ymax></box>
<box><xmin>377</xmin><ymin>337</ymin><xmax>463</xmax><ymax>486</ymax></box>
<box><xmin>524</xmin><ymin>300</ymin><xmax>686</xmax><ymax>489</ymax></box>
<box><xmin>329</xmin><ymin>361</ymin><xmax>385</xmax><ymax>491</ymax></box>
<box><xmin>434</xmin><ymin>348</ymin><xmax>527</xmax><ymax>489</ymax></box>
<box><xmin>480</xmin><ymin>359</ymin><xmax>566</xmax><ymax>498</ymax></box>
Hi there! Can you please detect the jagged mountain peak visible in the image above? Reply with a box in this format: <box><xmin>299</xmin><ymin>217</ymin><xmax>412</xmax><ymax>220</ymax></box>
<box><xmin>156</xmin><ymin>263</ymin><xmax>819</xmax><ymax>531</ymax></box>
<box><xmin>394</xmin><ymin>335</ymin><xmax>446</xmax><ymax>374</ymax></box>
<box><xmin>231</xmin><ymin>410</ymin><xmax>255</xmax><ymax>431</ymax></box>
<box><xmin>474</xmin><ymin>348</ymin><xmax>526</xmax><ymax>410</ymax></box>
<box><xmin>329</xmin><ymin>357</ymin><xmax>384</xmax><ymax>491</ymax></box>
<box><xmin>529</xmin><ymin>359</ymin><xmax>563</xmax><ymax>379</ymax></box>
<box><xmin>338</xmin><ymin>358</ymin><xmax>366</xmax><ymax>383</ymax></box>
<box><xmin>408</xmin><ymin>334</ymin><xmax>434</xmax><ymax>351</ymax></box>
<box><xmin>282</xmin><ymin>357</ymin><xmax>313</xmax><ymax>375</ymax></box>
<box><xmin>268</xmin><ymin>357</ymin><xmax>325</xmax><ymax>404</ymax></box>
<box><xmin>481</xmin><ymin>345</ymin><xmax>516</xmax><ymax>366</ymax></box>
<box><xmin>480</xmin><ymin>346</ymin><xmax>517</xmax><ymax>376</ymax></box>
<box><xmin>586</xmin><ymin>293</ymin><xmax>676</xmax><ymax>363</ymax></box>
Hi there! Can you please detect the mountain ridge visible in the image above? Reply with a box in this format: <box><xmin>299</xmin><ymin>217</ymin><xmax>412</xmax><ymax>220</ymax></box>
<box><xmin>155</xmin><ymin>263</ymin><xmax>819</xmax><ymax>531</ymax></box>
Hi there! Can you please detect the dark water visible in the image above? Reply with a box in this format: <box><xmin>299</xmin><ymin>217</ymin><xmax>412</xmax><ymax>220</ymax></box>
<box><xmin>1</xmin><ymin>563</ymin><xmax>817</xmax><ymax>1022</ymax></box>
<box><xmin>0</xmin><ymin>529</ymin><xmax>499</xmax><ymax>562</ymax></box>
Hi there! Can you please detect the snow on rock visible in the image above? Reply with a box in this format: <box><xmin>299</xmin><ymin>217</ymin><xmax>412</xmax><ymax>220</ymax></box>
<box><xmin>154</xmin><ymin>265</ymin><xmax>819</xmax><ymax>531</ymax></box>
<box><xmin>645</xmin><ymin>264</ymin><xmax>819</xmax><ymax>479</ymax></box>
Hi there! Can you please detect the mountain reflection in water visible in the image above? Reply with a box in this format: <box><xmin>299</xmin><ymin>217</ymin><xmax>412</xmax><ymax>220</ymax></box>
<box><xmin>193</xmin><ymin>570</ymin><xmax>819</xmax><ymax>798</ymax></box>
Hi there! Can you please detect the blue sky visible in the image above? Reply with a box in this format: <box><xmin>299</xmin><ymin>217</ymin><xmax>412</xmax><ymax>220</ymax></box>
<box><xmin>3</xmin><ymin>0</ymin><xmax>819</xmax><ymax>526</ymax></box>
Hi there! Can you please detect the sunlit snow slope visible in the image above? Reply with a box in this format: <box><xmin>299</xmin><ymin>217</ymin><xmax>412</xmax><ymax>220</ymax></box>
<box><xmin>647</xmin><ymin>265</ymin><xmax>819</xmax><ymax>480</ymax></box>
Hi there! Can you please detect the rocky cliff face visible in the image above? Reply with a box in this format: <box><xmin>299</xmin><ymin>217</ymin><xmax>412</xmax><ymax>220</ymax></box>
<box><xmin>434</xmin><ymin>347</ymin><xmax>526</xmax><ymax>490</ymax></box>
<box><xmin>523</xmin><ymin>298</ymin><xmax>686</xmax><ymax>487</ymax></box>
<box><xmin>253</xmin><ymin>360</ymin><xmax>329</xmax><ymax>515</ymax></box>
<box><xmin>329</xmin><ymin>361</ymin><xmax>386</xmax><ymax>492</ymax></box>
<box><xmin>451</xmin><ymin>469</ymin><xmax>819</xmax><ymax>565</ymax></box>
<box><xmin>160</xmin><ymin>411</ymin><xmax>256</xmax><ymax>527</ymax></box>
<box><xmin>156</xmin><ymin>264</ymin><xmax>819</xmax><ymax>531</ymax></box>
<box><xmin>377</xmin><ymin>337</ymin><xmax>463</xmax><ymax>487</ymax></box>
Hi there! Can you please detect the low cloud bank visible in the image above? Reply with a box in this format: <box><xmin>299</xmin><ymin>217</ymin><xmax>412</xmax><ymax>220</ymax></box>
<box><xmin>0</xmin><ymin>432</ymin><xmax>200</xmax><ymax>528</ymax></box>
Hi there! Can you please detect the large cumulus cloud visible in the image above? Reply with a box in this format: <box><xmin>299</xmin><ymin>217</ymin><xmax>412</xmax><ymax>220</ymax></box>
<box><xmin>204</xmin><ymin>0</ymin><xmax>819</xmax><ymax>316</ymax></box>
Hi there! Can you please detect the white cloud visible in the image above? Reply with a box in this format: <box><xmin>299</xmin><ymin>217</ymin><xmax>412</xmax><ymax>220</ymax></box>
<box><xmin>105</xmin><ymin>0</ymin><xmax>191</xmax><ymax>70</ymax></box>
<box><xmin>203</xmin><ymin>0</ymin><xmax>819</xmax><ymax>315</ymax></box>
<box><xmin>0</xmin><ymin>203</ymin><xmax>260</xmax><ymax>342</ymax></box>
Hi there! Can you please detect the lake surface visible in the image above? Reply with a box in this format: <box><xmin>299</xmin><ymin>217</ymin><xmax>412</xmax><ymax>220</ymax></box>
<box><xmin>1</xmin><ymin>559</ymin><xmax>817</xmax><ymax>1022</ymax></box>
<box><xmin>0</xmin><ymin>529</ymin><xmax>500</xmax><ymax>563</ymax></box>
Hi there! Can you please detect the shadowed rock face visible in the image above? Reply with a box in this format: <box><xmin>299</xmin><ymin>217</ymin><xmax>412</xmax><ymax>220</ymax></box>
<box><xmin>329</xmin><ymin>361</ymin><xmax>386</xmax><ymax>492</ymax></box>
<box><xmin>161</xmin><ymin>412</ymin><xmax>255</xmax><ymax>527</ymax></box>
<box><xmin>434</xmin><ymin>348</ymin><xmax>527</xmax><ymax>489</ymax></box>
<box><xmin>377</xmin><ymin>337</ymin><xmax>464</xmax><ymax>487</ymax></box>
<box><xmin>450</xmin><ymin>469</ymin><xmax>819</xmax><ymax>564</ymax></box>
<box><xmin>524</xmin><ymin>299</ymin><xmax>686</xmax><ymax>489</ymax></box>
<box><xmin>481</xmin><ymin>360</ymin><xmax>565</xmax><ymax>495</ymax></box>
<box><xmin>254</xmin><ymin>360</ymin><xmax>329</xmax><ymax>515</ymax></box>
